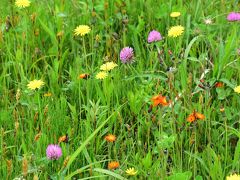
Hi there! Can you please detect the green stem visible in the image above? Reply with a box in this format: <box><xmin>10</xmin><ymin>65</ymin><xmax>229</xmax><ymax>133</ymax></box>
<box><xmin>82</xmin><ymin>37</ymin><xmax>87</xmax><ymax>70</ymax></box>
<box><xmin>156</xmin><ymin>45</ymin><xmax>167</xmax><ymax>69</ymax></box>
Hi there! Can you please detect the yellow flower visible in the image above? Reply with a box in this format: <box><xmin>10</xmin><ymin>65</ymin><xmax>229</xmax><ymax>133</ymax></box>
<box><xmin>74</xmin><ymin>25</ymin><xmax>91</xmax><ymax>36</ymax></box>
<box><xmin>234</xmin><ymin>86</ymin><xmax>240</xmax><ymax>93</ymax></box>
<box><xmin>15</xmin><ymin>0</ymin><xmax>31</xmax><ymax>8</ymax></box>
<box><xmin>170</xmin><ymin>12</ymin><xmax>181</xmax><ymax>18</ymax></box>
<box><xmin>226</xmin><ymin>174</ymin><xmax>240</xmax><ymax>180</ymax></box>
<box><xmin>126</xmin><ymin>167</ymin><xmax>138</xmax><ymax>176</ymax></box>
<box><xmin>168</xmin><ymin>25</ymin><xmax>184</xmax><ymax>37</ymax></box>
<box><xmin>27</xmin><ymin>80</ymin><xmax>44</xmax><ymax>90</ymax></box>
<box><xmin>96</xmin><ymin>72</ymin><xmax>108</xmax><ymax>79</ymax></box>
<box><xmin>100</xmin><ymin>62</ymin><xmax>118</xmax><ymax>71</ymax></box>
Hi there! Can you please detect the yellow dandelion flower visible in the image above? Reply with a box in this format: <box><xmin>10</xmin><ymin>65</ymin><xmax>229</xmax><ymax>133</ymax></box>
<box><xmin>27</xmin><ymin>80</ymin><xmax>44</xmax><ymax>90</ymax></box>
<box><xmin>126</xmin><ymin>167</ymin><xmax>138</xmax><ymax>176</ymax></box>
<box><xmin>170</xmin><ymin>12</ymin><xmax>181</xmax><ymax>18</ymax></box>
<box><xmin>15</xmin><ymin>0</ymin><xmax>31</xmax><ymax>8</ymax></box>
<box><xmin>226</xmin><ymin>173</ymin><xmax>240</xmax><ymax>180</ymax></box>
<box><xmin>168</xmin><ymin>25</ymin><xmax>184</xmax><ymax>37</ymax></box>
<box><xmin>234</xmin><ymin>86</ymin><xmax>240</xmax><ymax>93</ymax></box>
<box><xmin>96</xmin><ymin>72</ymin><xmax>108</xmax><ymax>79</ymax></box>
<box><xmin>74</xmin><ymin>25</ymin><xmax>91</xmax><ymax>36</ymax></box>
<box><xmin>100</xmin><ymin>62</ymin><xmax>118</xmax><ymax>71</ymax></box>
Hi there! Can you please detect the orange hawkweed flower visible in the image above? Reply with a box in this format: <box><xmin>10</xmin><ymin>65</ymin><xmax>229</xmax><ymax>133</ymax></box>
<box><xmin>104</xmin><ymin>134</ymin><xmax>116</xmax><ymax>142</ymax></box>
<box><xmin>187</xmin><ymin>113</ymin><xmax>196</xmax><ymax>123</ymax></box>
<box><xmin>78</xmin><ymin>73</ymin><xmax>90</xmax><ymax>79</ymax></box>
<box><xmin>215</xmin><ymin>82</ymin><xmax>224</xmax><ymax>88</ymax></box>
<box><xmin>151</xmin><ymin>95</ymin><xmax>169</xmax><ymax>107</ymax></box>
<box><xmin>108</xmin><ymin>161</ymin><xmax>120</xmax><ymax>170</ymax></box>
<box><xmin>187</xmin><ymin>110</ymin><xmax>205</xmax><ymax>123</ymax></box>
<box><xmin>58</xmin><ymin>134</ymin><xmax>68</xmax><ymax>143</ymax></box>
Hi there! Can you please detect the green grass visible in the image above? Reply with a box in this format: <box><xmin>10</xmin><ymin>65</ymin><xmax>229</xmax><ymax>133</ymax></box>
<box><xmin>0</xmin><ymin>0</ymin><xmax>240</xmax><ymax>179</ymax></box>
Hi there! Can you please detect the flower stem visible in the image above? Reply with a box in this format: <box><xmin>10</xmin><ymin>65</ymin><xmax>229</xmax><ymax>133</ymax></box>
<box><xmin>82</xmin><ymin>37</ymin><xmax>87</xmax><ymax>70</ymax></box>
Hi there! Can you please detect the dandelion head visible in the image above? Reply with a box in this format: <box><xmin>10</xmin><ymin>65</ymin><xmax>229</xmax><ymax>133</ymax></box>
<box><xmin>96</xmin><ymin>71</ymin><xmax>108</xmax><ymax>79</ymax></box>
<box><xmin>104</xmin><ymin>134</ymin><xmax>116</xmax><ymax>142</ymax></box>
<box><xmin>100</xmin><ymin>62</ymin><xmax>118</xmax><ymax>71</ymax></box>
<box><xmin>234</xmin><ymin>85</ymin><xmax>240</xmax><ymax>93</ymax></box>
<box><xmin>108</xmin><ymin>161</ymin><xmax>120</xmax><ymax>170</ymax></box>
<box><xmin>27</xmin><ymin>80</ymin><xmax>44</xmax><ymax>90</ymax></box>
<box><xmin>126</xmin><ymin>167</ymin><xmax>138</xmax><ymax>176</ymax></box>
<box><xmin>170</xmin><ymin>12</ymin><xmax>181</xmax><ymax>18</ymax></box>
<box><xmin>226</xmin><ymin>173</ymin><xmax>240</xmax><ymax>180</ymax></box>
<box><xmin>168</xmin><ymin>25</ymin><xmax>184</xmax><ymax>37</ymax></box>
<box><xmin>74</xmin><ymin>25</ymin><xmax>91</xmax><ymax>36</ymax></box>
<box><xmin>147</xmin><ymin>30</ymin><xmax>162</xmax><ymax>43</ymax></box>
<box><xmin>46</xmin><ymin>144</ymin><xmax>62</xmax><ymax>160</ymax></box>
<box><xmin>120</xmin><ymin>47</ymin><xmax>134</xmax><ymax>63</ymax></box>
<box><xmin>204</xmin><ymin>18</ymin><xmax>213</xmax><ymax>25</ymax></box>
<box><xmin>15</xmin><ymin>0</ymin><xmax>30</xmax><ymax>8</ymax></box>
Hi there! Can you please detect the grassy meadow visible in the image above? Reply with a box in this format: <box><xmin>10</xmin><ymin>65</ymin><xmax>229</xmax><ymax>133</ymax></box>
<box><xmin>1</xmin><ymin>0</ymin><xmax>240</xmax><ymax>179</ymax></box>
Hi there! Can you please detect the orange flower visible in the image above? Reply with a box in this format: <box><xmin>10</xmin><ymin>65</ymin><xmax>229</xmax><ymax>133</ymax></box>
<box><xmin>108</xmin><ymin>161</ymin><xmax>120</xmax><ymax>170</ymax></box>
<box><xmin>187</xmin><ymin>113</ymin><xmax>196</xmax><ymax>123</ymax></box>
<box><xmin>195</xmin><ymin>112</ymin><xmax>205</xmax><ymax>120</ymax></box>
<box><xmin>78</xmin><ymin>73</ymin><xmax>90</xmax><ymax>79</ymax></box>
<box><xmin>151</xmin><ymin>95</ymin><xmax>169</xmax><ymax>107</ymax></box>
<box><xmin>58</xmin><ymin>134</ymin><xmax>68</xmax><ymax>143</ymax></box>
<box><xmin>215</xmin><ymin>82</ymin><xmax>224</xmax><ymax>88</ymax></box>
<box><xmin>187</xmin><ymin>110</ymin><xmax>205</xmax><ymax>123</ymax></box>
<box><xmin>104</xmin><ymin>134</ymin><xmax>116</xmax><ymax>142</ymax></box>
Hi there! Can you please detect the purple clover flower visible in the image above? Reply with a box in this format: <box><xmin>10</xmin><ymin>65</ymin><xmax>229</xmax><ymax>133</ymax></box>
<box><xmin>147</xmin><ymin>30</ymin><xmax>162</xmax><ymax>43</ymax></box>
<box><xmin>46</xmin><ymin>144</ymin><xmax>62</xmax><ymax>160</ymax></box>
<box><xmin>227</xmin><ymin>12</ymin><xmax>240</xmax><ymax>21</ymax></box>
<box><xmin>120</xmin><ymin>47</ymin><xmax>134</xmax><ymax>63</ymax></box>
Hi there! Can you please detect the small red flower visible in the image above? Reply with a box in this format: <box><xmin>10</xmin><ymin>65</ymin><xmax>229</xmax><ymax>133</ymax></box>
<box><xmin>215</xmin><ymin>82</ymin><xmax>224</xmax><ymax>88</ymax></box>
